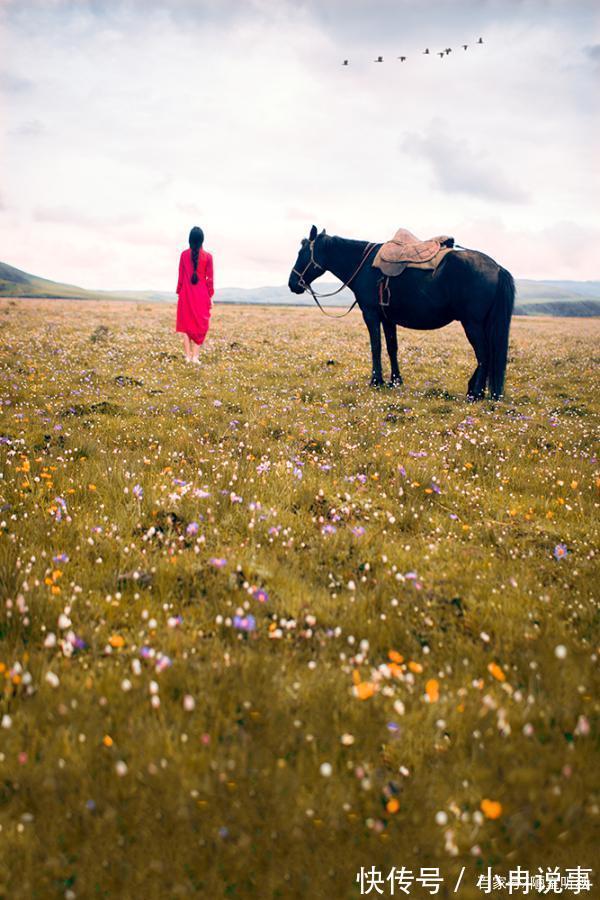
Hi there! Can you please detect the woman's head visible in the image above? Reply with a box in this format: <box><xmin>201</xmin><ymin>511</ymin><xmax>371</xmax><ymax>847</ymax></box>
<box><xmin>189</xmin><ymin>226</ymin><xmax>204</xmax><ymax>249</ymax></box>
<box><xmin>189</xmin><ymin>226</ymin><xmax>204</xmax><ymax>283</ymax></box>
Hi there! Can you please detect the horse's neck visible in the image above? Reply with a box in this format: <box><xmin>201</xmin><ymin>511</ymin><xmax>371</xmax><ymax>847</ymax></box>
<box><xmin>324</xmin><ymin>237</ymin><xmax>371</xmax><ymax>284</ymax></box>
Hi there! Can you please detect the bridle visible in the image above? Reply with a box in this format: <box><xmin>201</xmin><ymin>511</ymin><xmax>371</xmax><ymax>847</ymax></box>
<box><xmin>292</xmin><ymin>239</ymin><xmax>378</xmax><ymax>318</ymax></box>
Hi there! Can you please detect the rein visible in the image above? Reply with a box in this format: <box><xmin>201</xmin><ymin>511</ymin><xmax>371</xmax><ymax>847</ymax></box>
<box><xmin>292</xmin><ymin>240</ymin><xmax>378</xmax><ymax>318</ymax></box>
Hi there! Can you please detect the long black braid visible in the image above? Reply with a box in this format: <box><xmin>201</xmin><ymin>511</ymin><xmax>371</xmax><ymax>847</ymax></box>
<box><xmin>189</xmin><ymin>226</ymin><xmax>204</xmax><ymax>284</ymax></box>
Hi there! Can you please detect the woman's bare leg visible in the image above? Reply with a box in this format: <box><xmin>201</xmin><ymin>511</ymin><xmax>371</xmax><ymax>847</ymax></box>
<box><xmin>191</xmin><ymin>340</ymin><xmax>201</xmax><ymax>362</ymax></box>
<box><xmin>182</xmin><ymin>335</ymin><xmax>192</xmax><ymax>359</ymax></box>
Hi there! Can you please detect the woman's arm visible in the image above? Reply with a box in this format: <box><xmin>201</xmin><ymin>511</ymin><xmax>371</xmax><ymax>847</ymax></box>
<box><xmin>176</xmin><ymin>252</ymin><xmax>184</xmax><ymax>294</ymax></box>
<box><xmin>206</xmin><ymin>254</ymin><xmax>214</xmax><ymax>299</ymax></box>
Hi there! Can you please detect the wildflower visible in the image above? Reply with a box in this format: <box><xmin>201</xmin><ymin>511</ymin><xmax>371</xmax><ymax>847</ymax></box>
<box><xmin>488</xmin><ymin>662</ymin><xmax>506</xmax><ymax>682</ymax></box>
<box><xmin>233</xmin><ymin>614</ymin><xmax>256</xmax><ymax>632</ymax></box>
<box><xmin>132</xmin><ymin>484</ymin><xmax>143</xmax><ymax>500</ymax></box>
<box><xmin>553</xmin><ymin>543</ymin><xmax>568</xmax><ymax>560</ymax></box>
<box><xmin>425</xmin><ymin>679</ymin><xmax>440</xmax><ymax>702</ymax></box>
<box><xmin>480</xmin><ymin>799</ymin><xmax>502</xmax><ymax>819</ymax></box>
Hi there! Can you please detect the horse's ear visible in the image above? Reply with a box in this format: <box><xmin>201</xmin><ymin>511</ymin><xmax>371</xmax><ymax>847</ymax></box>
<box><xmin>309</xmin><ymin>225</ymin><xmax>318</xmax><ymax>241</ymax></box>
<box><xmin>320</xmin><ymin>228</ymin><xmax>326</xmax><ymax>235</ymax></box>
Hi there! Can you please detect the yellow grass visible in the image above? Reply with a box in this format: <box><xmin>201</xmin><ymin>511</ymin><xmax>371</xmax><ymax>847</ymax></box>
<box><xmin>0</xmin><ymin>299</ymin><xmax>598</xmax><ymax>898</ymax></box>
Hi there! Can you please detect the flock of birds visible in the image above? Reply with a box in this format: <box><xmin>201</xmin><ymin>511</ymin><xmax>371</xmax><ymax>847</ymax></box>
<box><xmin>342</xmin><ymin>36</ymin><xmax>484</xmax><ymax>65</ymax></box>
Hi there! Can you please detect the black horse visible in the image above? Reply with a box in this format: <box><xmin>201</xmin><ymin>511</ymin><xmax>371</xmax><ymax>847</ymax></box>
<box><xmin>288</xmin><ymin>226</ymin><xmax>515</xmax><ymax>399</ymax></box>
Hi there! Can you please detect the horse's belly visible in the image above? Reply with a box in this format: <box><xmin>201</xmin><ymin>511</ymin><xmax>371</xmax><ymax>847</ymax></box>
<box><xmin>385</xmin><ymin>270</ymin><xmax>454</xmax><ymax>329</ymax></box>
<box><xmin>389</xmin><ymin>310</ymin><xmax>454</xmax><ymax>330</ymax></box>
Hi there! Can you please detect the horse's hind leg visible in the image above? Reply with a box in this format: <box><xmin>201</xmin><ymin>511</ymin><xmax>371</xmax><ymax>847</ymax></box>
<box><xmin>382</xmin><ymin>319</ymin><xmax>402</xmax><ymax>387</ymax></box>
<box><xmin>462</xmin><ymin>321</ymin><xmax>488</xmax><ymax>400</ymax></box>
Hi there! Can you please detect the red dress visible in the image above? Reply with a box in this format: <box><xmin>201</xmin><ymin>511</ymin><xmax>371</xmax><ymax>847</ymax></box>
<box><xmin>176</xmin><ymin>248</ymin><xmax>214</xmax><ymax>345</ymax></box>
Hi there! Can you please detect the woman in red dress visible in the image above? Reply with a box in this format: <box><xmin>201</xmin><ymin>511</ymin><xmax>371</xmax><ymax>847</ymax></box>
<box><xmin>176</xmin><ymin>226</ymin><xmax>214</xmax><ymax>363</ymax></box>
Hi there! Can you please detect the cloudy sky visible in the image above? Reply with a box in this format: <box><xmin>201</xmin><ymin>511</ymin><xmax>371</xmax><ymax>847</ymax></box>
<box><xmin>1</xmin><ymin>0</ymin><xmax>599</xmax><ymax>291</ymax></box>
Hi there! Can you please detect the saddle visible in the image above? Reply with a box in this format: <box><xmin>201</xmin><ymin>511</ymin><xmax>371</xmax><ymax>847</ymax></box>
<box><xmin>372</xmin><ymin>228</ymin><xmax>455</xmax><ymax>277</ymax></box>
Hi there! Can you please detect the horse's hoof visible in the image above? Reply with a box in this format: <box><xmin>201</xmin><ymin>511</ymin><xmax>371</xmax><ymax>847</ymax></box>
<box><xmin>370</xmin><ymin>378</ymin><xmax>385</xmax><ymax>389</ymax></box>
<box><xmin>467</xmin><ymin>392</ymin><xmax>484</xmax><ymax>402</ymax></box>
<box><xmin>388</xmin><ymin>377</ymin><xmax>403</xmax><ymax>389</ymax></box>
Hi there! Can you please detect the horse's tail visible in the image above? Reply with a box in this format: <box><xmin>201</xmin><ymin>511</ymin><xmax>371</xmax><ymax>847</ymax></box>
<box><xmin>486</xmin><ymin>266</ymin><xmax>515</xmax><ymax>400</ymax></box>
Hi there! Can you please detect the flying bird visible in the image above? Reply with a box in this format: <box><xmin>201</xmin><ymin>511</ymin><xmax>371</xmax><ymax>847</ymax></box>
<box><xmin>445</xmin><ymin>47</ymin><xmax>452</xmax><ymax>55</ymax></box>
<box><xmin>423</xmin><ymin>48</ymin><xmax>430</xmax><ymax>54</ymax></box>
<box><xmin>477</xmin><ymin>37</ymin><xmax>484</xmax><ymax>44</ymax></box>
<box><xmin>342</xmin><ymin>59</ymin><xmax>349</xmax><ymax>65</ymax></box>
<box><xmin>462</xmin><ymin>44</ymin><xmax>468</xmax><ymax>50</ymax></box>
<box><xmin>397</xmin><ymin>55</ymin><xmax>407</xmax><ymax>62</ymax></box>
<box><xmin>437</xmin><ymin>51</ymin><xmax>445</xmax><ymax>58</ymax></box>
<box><xmin>374</xmin><ymin>56</ymin><xmax>383</xmax><ymax>62</ymax></box>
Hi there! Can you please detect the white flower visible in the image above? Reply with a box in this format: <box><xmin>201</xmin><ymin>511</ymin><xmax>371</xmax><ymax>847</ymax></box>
<box><xmin>45</xmin><ymin>671</ymin><xmax>60</xmax><ymax>688</ymax></box>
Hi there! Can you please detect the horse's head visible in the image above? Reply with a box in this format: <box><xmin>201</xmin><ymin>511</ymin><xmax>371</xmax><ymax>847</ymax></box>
<box><xmin>288</xmin><ymin>225</ymin><xmax>327</xmax><ymax>295</ymax></box>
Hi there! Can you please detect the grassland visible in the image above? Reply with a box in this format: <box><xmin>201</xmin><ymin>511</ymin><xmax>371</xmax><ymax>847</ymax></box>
<box><xmin>0</xmin><ymin>299</ymin><xmax>598</xmax><ymax>899</ymax></box>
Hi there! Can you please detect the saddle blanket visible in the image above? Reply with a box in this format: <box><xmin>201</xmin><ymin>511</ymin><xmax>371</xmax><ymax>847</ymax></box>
<box><xmin>373</xmin><ymin>228</ymin><xmax>455</xmax><ymax>277</ymax></box>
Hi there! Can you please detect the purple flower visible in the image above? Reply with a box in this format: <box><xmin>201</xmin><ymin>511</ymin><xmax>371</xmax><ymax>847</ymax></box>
<box><xmin>351</xmin><ymin>526</ymin><xmax>365</xmax><ymax>537</ymax></box>
<box><xmin>209</xmin><ymin>557</ymin><xmax>227</xmax><ymax>568</ymax></box>
<box><xmin>53</xmin><ymin>497</ymin><xmax>68</xmax><ymax>522</ymax></box>
<box><xmin>132</xmin><ymin>484</ymin><xmax>143</xmax><ymax>500</ymax></box>
<box><xmin>252</xmin><ymin>588</ymin><xmax>269</xmax><ymax>603</ymax></box>
<box><xmin>186</xmin><ymin>521</ymin><xmax>199</xmax><ymax>536</ymax></box>
<box><xmin>52</xmin><ymin>553</ymin><xmax>69</xmax><ymax>564</ymax></box>
<box><xmin>553</xmin><ymin>543</ymin><xmax>568</xmax><ymax>561</ymax></box>
<box><xmin>155</xmin><ymin>653</ymin><xmax>173</xmax><ymax>672</ymax></box>
<box><xmin>70</xmin><ymin>635</ymin><xmax>87</xmax><ymax>651</ymax></box>
<box><xmin>233</xmin><ymin>614</ymin><xmax>256</xmax><ymax>632</ymax></box>
<box><xmin>321</xmin><ymin>524</ymin><xmax>337</xmax><ymax>535</ymax></box>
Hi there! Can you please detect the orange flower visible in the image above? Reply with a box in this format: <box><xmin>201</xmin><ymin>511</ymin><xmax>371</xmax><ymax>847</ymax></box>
<box><xmin>386</xmin><ymin>798</ymin><xmax>400</xmax><ymax>814</ymax></box>
<box><xmin>109</xmin><ymin>634</ymin><xmax>125</xmax><ymax>649</ymax></box>
<box><xmin>425</xmin><ymin>679</ymin><xmax>440</xmax><ymax>702</ymax></box>
<box><xmin>388</xmin><ymin>650</ymin><xmax>404</xmax><ymax>664</ymax></box>
<box><xmin>487</xmin><ymin>662</ymin><xmax>506</xmax><ymax>682</ymax></box>
<box><xmin>354</xmin><ymin>681</ymin><xmax>376</xmax><ymax>700</ymax></box>
<box><xmin>408</xmin><ymin>661</ymin><xmax>423</xmax><ymax>674</ymax></box>
<box><xmin>103</xmin><ymin>735</ymin><xmax>114</xmax><ymax>747</ymax></box>
<box><xmin>481</xmin><ymin>799</ymin><xmax>502</xmax><ymax>819</ymax></box>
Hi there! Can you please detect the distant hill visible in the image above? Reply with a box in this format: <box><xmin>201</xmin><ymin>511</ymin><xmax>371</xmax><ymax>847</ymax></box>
<box><xmin>1</xmin><ymin>260</ymin><xmax>599</xmax><ymax>316</ymax></box>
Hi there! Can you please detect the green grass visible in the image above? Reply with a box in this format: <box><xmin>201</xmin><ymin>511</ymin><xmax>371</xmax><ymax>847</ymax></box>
<box><xmin>0</xmin><ymin>300</ymin><xmax>598</xmax><ymax>899</ymax></box>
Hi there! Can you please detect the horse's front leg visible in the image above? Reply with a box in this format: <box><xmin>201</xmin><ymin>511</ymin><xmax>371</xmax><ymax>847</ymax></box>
<box><xmin>382</xmin><ymin>318</ymin><xmax>402</xmax><ymax>387</ymax></box>
<box><xmin>362</xmin><ymin>311</ymin><xmax>384</xmax><ymax>387</ymax></box>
